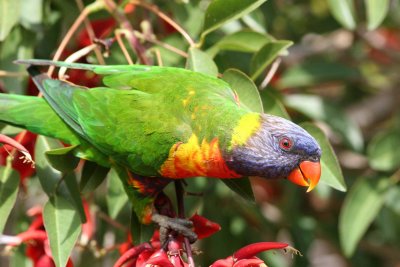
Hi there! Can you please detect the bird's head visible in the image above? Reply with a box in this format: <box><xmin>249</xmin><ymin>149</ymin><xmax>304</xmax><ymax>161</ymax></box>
<box><xmin>225</xmin><ymin>114</ymin><xmax>322</xmax><ymax>192</ymax></box>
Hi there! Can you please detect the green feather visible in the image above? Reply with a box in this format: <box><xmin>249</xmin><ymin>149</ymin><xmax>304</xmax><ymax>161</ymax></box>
<box><xmin>3</xmin><ymin>60</ymin><xmax>258</xmax><ymax>223</ymax></box>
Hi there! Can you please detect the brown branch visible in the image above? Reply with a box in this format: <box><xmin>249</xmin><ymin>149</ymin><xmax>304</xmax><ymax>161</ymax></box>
<box><xmin>0</xmin><ymin>70</ymin><xmax>26</xmax><ymax>77</ymax></box>
<box><xmin>134</xmin><ymin>30</ymin><xmax>188</xmax><ymax>58</ymax></box>
<box><xmin>115</xmin><ymin>29</ymin><xmax>135</xmax><ymax>65</ymax></box>
<box><xmin>58</xmin><ymin>43</ymin><xmax>99</xmax><ymax>79</ymax></box>
<box><xmin>132</xmin><ymin>0</ymin><xmax>195</xmax><ymax>47</ymax></box>
<box><xmin>260</xmin><ymin>58</ymin><xmax>281</xmax><ymax>89</ymax></box>
<box><xmin>75</xmin><ymin>0</ymin><xmax>106</xmax><ymax>65</ymax></box>
<box><xmin>97</xmin><ymin>210</ymin><xmax>129</xmax><ymax>232</ymax></box>
<box><xmin>151</xmin><ymin>48</ymin><xmax>163</xmax><ymax>66</ymax></box>
<box><xmin>103</xmin><ymin>0</ymin><xmax>151</xmax><ymax>65</ymax></box>
<box><xmin>48</xmin><ymin>0</ymin><xmax>105</xmax><ymax>76</ymax></box>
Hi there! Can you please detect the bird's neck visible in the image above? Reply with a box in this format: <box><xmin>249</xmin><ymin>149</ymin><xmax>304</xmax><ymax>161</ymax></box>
<box><xmin>159</xmin><ymin>134</ymin><xmax>241</xmax><ymax>179</ymax></box>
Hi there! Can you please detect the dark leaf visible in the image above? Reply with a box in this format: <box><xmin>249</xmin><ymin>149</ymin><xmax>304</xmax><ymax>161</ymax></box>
<box><xmin>80</xmin><ymin>161</ymin><xmax>109</xmax><ymax>193</ymax></box>
<box><xmin>106</xmin><ymin>168</ymin><xmax>129</xmax><ymax>219</ymax></box>
<box><xmin>339</xmin><ymin>176</ymin><xmax>391</xmax><ymax>256</ymax></box>
<box><xmin>250</xmin><ymin>40</ymin><xmax>292</xmax><ymax>80</ymax></box>
<box><xmin>260</xmin><ymin>90</ymin><xmax>290</xmax><ymax>119</ymax></box>
<box><xmin>367</xmin><ymin>128</ymin><xmax>400</xmax><ymax>172</ymax></box>
<box><xmin>45</xmin><ymin>145</ymin><xmax>80</xmax><ymax>173</ymax></box>
<box><xmin>0</xmin><ymin>161</ymin><xmax>19</xmax><ymax>233</ymax></box>
<box><xmin>221</xmin><ymin>177</ymin><xmax>255</xmax><ymax>202</ymax></box>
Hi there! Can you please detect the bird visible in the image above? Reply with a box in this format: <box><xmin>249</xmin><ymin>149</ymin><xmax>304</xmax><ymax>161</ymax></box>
<box><xmin>0</xmin><ymin>60</ymin><xmax>321</xmax><ymax>241</ymax></box>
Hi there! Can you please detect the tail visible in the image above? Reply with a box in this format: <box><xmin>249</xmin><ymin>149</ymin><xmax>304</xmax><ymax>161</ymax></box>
<box><xmin>0</xmin><ymin>94</ymin><xmax>80</xmax><ymax>145</ymax></box>
<box><xmin>27</xmin><ymin>65</ymin><xmax>87</xmax><ymax>137</ymax></box>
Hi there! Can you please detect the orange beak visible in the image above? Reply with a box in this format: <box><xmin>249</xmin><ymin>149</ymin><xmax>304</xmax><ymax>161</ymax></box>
<box><xmin>287</xmin><ymin>161</ymin><xmax>321</xmax><ymax>192</ymax></box>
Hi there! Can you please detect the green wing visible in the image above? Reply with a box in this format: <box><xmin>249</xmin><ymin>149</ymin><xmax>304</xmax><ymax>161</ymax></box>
<box><xmin>0</xmin><ymin>94</ymin><xmax>80</xmax><ymax>144</ymax></box>
<box><xmin>21</xmin><ymin>61</ymin><xmax>251</xmax><ymax>175</ymax></box>
<box><xmin>28</xmin><ymin>72</ymin><xmax>191</xmax><ymax>176</ymax></box>
<box><xmin>0</xmin><ymin>93</ymin><xmax>110</xmax><ymax>166</ymax></box>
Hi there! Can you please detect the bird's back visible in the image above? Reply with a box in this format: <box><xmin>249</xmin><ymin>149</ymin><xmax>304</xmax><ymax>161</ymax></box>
<box><xmin>39</xmin><ymin>66</ymin><xmax>254</xmax><ymax>178</ymax></box>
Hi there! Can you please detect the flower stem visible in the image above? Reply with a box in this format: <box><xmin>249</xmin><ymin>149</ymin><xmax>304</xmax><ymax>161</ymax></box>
<box><xmin>175</xmin><ymin>181</ymin><xmax>196</xmax><ymax>267</ymax></box>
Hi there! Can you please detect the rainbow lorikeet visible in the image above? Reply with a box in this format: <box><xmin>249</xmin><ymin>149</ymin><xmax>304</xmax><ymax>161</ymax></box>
<box><xmin>0</xmin><ymin>60</ymin><xmax>321</xmax><ymax>235</ymax></box>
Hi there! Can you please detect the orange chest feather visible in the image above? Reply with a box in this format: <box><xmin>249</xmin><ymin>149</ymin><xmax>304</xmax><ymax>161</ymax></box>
<box><xmin>159</xmin><ymin>135</ymin><xmax>241</xmax><ymax>179</ymax></box>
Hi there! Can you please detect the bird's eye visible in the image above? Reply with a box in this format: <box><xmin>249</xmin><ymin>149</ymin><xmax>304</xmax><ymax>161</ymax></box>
<box><xmin>279</xmin><ymin>137</ymin><xmax>293</xmax><ymax>151</ymax></box>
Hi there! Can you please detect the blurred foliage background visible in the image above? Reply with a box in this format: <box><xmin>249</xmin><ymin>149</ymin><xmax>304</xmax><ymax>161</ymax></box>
<box><xmin>1</xmin><ymin>0</ymin><xmax>400</xmax><ymax>266</ymax></box>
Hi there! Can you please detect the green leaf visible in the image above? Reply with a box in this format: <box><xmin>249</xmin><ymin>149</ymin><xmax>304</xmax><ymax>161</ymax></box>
<box><xmin>285</xmin><ymin>94</ymin><xmax>364</xmax><ymax>151</ymax></box>
<box><xmin>339</xmin><ymin>177</ymin><xmax>391</xmax><ymax>256</ymax></box>
<box><xmin>0</xmin><ymin>0</ymin><xmax>21</xmax><ymax>41</ymax></box>
<box><xmin>250</xmin><ymin>40</ymin><xmax>293</xmax><ymax>80</ymax></box>
<box><xmin>19</xmin><ymin>0</ymin><xmax>43</xmax><ymax>30</ymax></box>
<box><xmin>1</xmin><ymin>125</ymin><xmax>24</xmax><ymax>135</ymax></box>
<box><xmin>301</xmin><ymin>123</ymin><xmax>346</xmax><ymax>192</ymax></box>
<box><xmin>260</xmin><ymin>90</ymin><xmax>290</xmax><ymax>119</ymax></box>
<box><xmin>365</xmin><ymin>0</ymin><xmax>389</xmax><ymax>30</ymax></box>
<box><xmin>43</xmin><ymin>194</ymin><xmax>81</xmax><ymax>267</ymax></box>
<box><xmin>10</xmin><ymin>246</ymin><xmax>30</xmax><ymax>267</ymax></box>
<box><xmin>45</xmin><ymin>145</ymin><xmax>80</xmax><ymax>173</ymax></box>
<box><xmin>107</xmin><ymin>168</ymin><xmax>129</xmax><ymax>219</ymax></box>
<box><xmin>222</xmin><ymin>68</ymin><xmax>263</xmax><ymax>113</ymax></box>
<box><xmin>130</xmin><ymin>209</ymin><xmax>154</xmax><ymax>245</ymax></box>
<box><xmin>221</xmin><ymin>177</ymin><xmax>255</xmax><ymax>202</ymax></box>
<box><xmin>0</xmin><ymin>27</ymin><xmax>34</xmax><ymax>94</ymax></box>
<box><xmin>0</xmin><ymin>161</ymin><xmax>19</xmax><ymax>233</ymax></box>
<box><xmin>367</xmin><ymin>129</ymin><xmax>400</xmax><ymax>172</ymax></box>
<box><xmin>63</xmin><ymin>172</ymin><xmax>86</xmax><ymax>223</ymax></box>
<box><xmin>80</xmin><ymin>161</ymin><xmax>109</xmax><ymax>193</ymax></box>
<box><xmin>207</xmin><ymin>30</ymin><xmax>272</xmax><ymax>57</ymax></box>
<box><xmin>35</xmin><ymin>136</ymin><xmax>86</xmax><ymax>222</ymax></box>
<box><xmin>278</xmin><ymin>59</ymin><xmax>359</xmax><ymax>88</ymax></box>
<box><xmin>187</xmin><ymin>47</ymin><xmax>218</xmax><ymax>77</ymax></box>
<box><xmin>35</xmin><ymin>136</ymin><xmax>70</xmax><ymax>196</ymax></box>
<box><xmin>201</xmin><ymin>0</ymin><xmax>268</xmax><ymax>43</ymax></box>
<box><xmin>327</xmin><ymin>0</ymin><xmax>356</xmax><ymax>30</ymax></box>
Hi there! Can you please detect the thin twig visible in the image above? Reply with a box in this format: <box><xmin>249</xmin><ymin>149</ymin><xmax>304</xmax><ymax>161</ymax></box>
<box><xmin>115</xmin><ymin>29</ymin><xmax>135</xmax><ymax>65</ymax></box>
<box><xmin>104</xmin><ymin>0</ymin><xmax>151</xmax><ymax>65</ymax></box>
<box><xmin>48</xmin><ymin>0</ymin><xmax>105</xmax><ymax>76</ymax></box>
<box><xmin>134</xmin><ymin>30</ymin><xmax>188</xmax><ymax>58</ymax></box>
<box><xmin>0</xmin><ymin>70</ymin><xmax>26</xmax><ymax>77</ymax></box>
<box><xmin>131</xmin><ymin>0</ymin><xmax>195</xmax><ymax>47</ymax></box>
<box><xmin>175</xmin><ymin>181</ymin><xmax>195</xmax><ymax>267</ymax></box>
<box><xmin>151</xmin><ymin>48</ymin><xmax>163</xmax><ymax>66</ymax></box>
<box><xmin>58</xmin><ymin>43</ymin><xmax>98</xmax><ymax>79</ymax></box>
<box><xmin>259</xmin><ymin>58</ymin><xmax>281</xmax><ymax>89</ymax></box>
<box><xmin>75</xmin><ymin>0</ymin><xmax>106</xmax><ymax>65</ymax></box>
<box><xmin>97</xmin><ymin>210</ymin><xmax>129</xmax><ymax>233</ymax></box>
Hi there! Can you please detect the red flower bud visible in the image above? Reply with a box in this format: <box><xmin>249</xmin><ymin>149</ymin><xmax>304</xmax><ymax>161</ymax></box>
<box><xmin>113</xmin><ymin>243</ymin><xmax>151</xmax><ymax>267</ymax></box>
<box><xmin>143</xmin><ymin>249</ymin><xmax>174</xmax><ymax>267</ymax></box>
<box><xmin>210</xmin><ymin>257</ymin><xmax>234</xmax><ymax>267</ymax></box>
<box><xmin>190</xmin><ymin>213</ymin><xmax>221</xmax><ymax>239</ymax></box>
<box><xmin>233</xmin><ymin>242</ymin><xmax>288</xmax><ymax>261</ymax></box>
<box><xmin>233</xmin><ymin>258</ymin><xmax>265</xmax><ymax>267</ymax></box>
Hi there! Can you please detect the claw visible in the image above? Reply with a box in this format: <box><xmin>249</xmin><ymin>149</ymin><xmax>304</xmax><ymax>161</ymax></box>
<box><xmin>152</xmin><ymin>214</ymin><xmax>198</xmax><ymax>244</ymax></box>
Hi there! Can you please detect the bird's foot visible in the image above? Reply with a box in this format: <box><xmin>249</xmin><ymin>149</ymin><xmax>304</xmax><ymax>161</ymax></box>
<box><xmin>152</xmin><ymin>213</ymin><xmax>197</xmax><ymax>244</ymax></box>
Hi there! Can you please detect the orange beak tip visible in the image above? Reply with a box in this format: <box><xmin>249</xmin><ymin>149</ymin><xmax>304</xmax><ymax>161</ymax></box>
<box><xmin>288</xmin><ymin>161</ymin><xmax>321</xmax><ymax>192</ymax></box>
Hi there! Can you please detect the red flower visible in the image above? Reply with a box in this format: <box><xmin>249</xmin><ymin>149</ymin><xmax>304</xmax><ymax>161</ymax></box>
<box><xmin>0</xmin><ymin>132</ymin><xmax>36</xmax><ymax>182</ymax></box>
<box><xmin>3</xmin><ymin>206</ymin><xmax>75</xmax><ymax>267</ymax></box>
<box><xmin>76</xmin><ymin>18</ymin><xmax>116</xmax><ymax>48</ymax></box>
<box><xmin>210</xmin><ymin>242</ymin><xmax>291</xmax><ymax>267</ymax></box>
